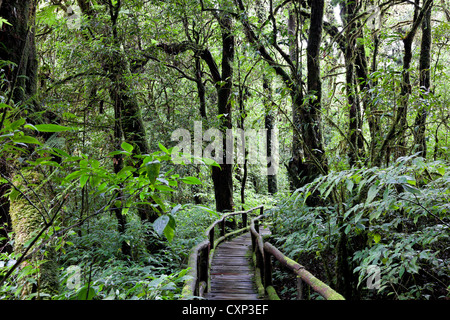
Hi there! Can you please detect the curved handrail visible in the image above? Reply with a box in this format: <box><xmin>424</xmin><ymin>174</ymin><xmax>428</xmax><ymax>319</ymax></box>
<box><xmin>250</xmin><ymin>215</ymin><xmax>345</xmax><ymax>300</ymax></box>
<box><xmin>181</xmin><ymin>205</ymin><xmax>264</xmax><ymax>299</ymax></box>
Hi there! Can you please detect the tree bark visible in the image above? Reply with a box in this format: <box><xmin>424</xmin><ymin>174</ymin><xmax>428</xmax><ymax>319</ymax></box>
<box><xmin>342</xmin><ymin>0</ymin><xmax>364</xmax><ymax>166</ymax></box>
<box><xmin>0</xmin><ymin>1</ymin><xmax>59</xmax><ymax>296</ymax></box>
<box><xmin>9</xmin><ymin>171</ymin><xmax>59</xmax><ymax>298</ymax></box>
<box><xmin>303</xmin><ymin>0</ymin><xmax>327</xmax><ymax>177</ymax></box>
<box><xmin>256</xmin><ymin>0</ymin><xmax>277</xmax><ymax>194</ymax></box>
<box><xmin>0</xmin><ymin>0</ymin><xmax>37</xmax><ymax>105</ymax></box>
<box><xmin>264</xmin><ymin>78</ymin><xmax>278</xmax><ymax>195</ymax></box>
<box><xmin>414</xmin><ymin>2</ymin><xmax>432</xmax><ymax>158</ymax></box>
<box><xmin>211</xmin><ymin>12</ymin><xmax>235</xmax><ymax>213</ymax></box>
<box><xmin>0</xmin><ymin>0</ymin><xmax>38</xmax><ymax>251</ymax></box>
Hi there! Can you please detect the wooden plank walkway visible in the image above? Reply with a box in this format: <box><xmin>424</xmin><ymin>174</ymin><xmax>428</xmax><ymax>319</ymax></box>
<box><xmin>206</xmin><ymin>227</ymin><xmax>270</xmax><ymax>300</ymax></box>
<box><xmin>206</xmin><ymin>232</ymin><xmax>259</xmax><ymax>300</ymax></box>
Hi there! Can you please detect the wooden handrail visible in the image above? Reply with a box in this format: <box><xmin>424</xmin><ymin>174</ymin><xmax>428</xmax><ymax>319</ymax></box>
<box><xmin>181</xmin><ymin>205</ymin><xmax>264</xmax><ymax>299</ymax></box>
<box><xmin>250</xmin><ymin>215</ymin><xmax>345</xmax><ymax>300</ymax></box>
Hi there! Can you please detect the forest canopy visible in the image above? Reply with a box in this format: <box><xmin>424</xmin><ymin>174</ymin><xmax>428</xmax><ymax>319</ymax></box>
<box><xmin>0</xmin><ymin>0</ymin><xmax>449</xmax><ymax>300</ymax></box>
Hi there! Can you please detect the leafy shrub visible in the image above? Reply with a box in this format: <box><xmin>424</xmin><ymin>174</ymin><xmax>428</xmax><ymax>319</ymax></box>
<box><xmin>270</xmin><ymin>155</ymin><xmax>450</xmax><ymax>299</ymax></box>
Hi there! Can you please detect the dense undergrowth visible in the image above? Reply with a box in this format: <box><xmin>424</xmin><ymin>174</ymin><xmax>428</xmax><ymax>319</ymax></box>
<box><xmin>2</xmin><ymin>150</ymin><xmax>448</xmax><ymax>300</ymax></box>
<box><xmin>1</xmin><ymin>205</ymin><xmax>216</xmax><ymax>300</ymax></box>
<box><xmin>270</xmin><ymin>155</ymin><xmax>449</xmax><ymax>300</ymax></box>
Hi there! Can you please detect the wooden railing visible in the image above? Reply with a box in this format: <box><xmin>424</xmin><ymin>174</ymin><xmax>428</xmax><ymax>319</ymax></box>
<box><xmin>250</xmin><ymin>214</ymin><xmax>345</xmax><ymax>300</ymax></box>
<box><xmin>181</xmin><ymin>205</ymin><xmax>264</xmax><ymax>299</ymax></box>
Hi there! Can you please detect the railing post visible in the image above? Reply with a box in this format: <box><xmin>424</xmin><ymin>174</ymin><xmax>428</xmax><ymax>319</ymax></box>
<box><xmin>243</xmin><ymin>212</ymin><xmax>247</xmax><ymax>227</ymax></box>
<box><xmin>297</xmin><ymin>276</ymin><xmax>303</xmax><ymax>300</ymax></box>
<box><xmin>220</xmin><ymin>219</ymin><xmax>225</xmax><ymax>237</ymax></box>
<box><xmin>264</xmin><ymin>249</ymin><xmax>272</xmax><ymax>288</ymax></box>
<box><xmin>251</xmin><ymin>228</ymin><xmax>256</xmax><ymax>252</ymax></box>
<box><xmin>198</xmin><ymin>246</ymin><xmax>208</xmax><ymax>283</ymax></box>
<box><xmin>209</xmin><ymin>227</ymin><xmax>214</xmax><ymax>249</ymax></box>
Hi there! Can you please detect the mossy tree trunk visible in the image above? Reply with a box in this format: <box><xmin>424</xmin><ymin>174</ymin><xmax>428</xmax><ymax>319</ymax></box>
<box><xmin>0</xmin><ymin>0</ymin><xmax>60</xmax><ymax>297</ymax></box>
<box><xmin>0</xmin><ymin>0</ymin><xmax>38</xmax><ymax>253</ymax></box>
<box><xmin>210</xmin><ymin>12</ymin><xmax>235</xmax><ymax>213</ymax></box>
<box><xmin>0</xmin><ymin>0</ymin><xmax>38</xmax><ymax>105</ymax></box>
<box><xmin>342</xmin><ymin>0</ymin><xmax>364</xmax><ymax>166</ymax></box>
<box><xmin>414</xmin><ymin>2</ymin><xmax>433</xmax><ymax>158</ymax></box>
<box><xmin>9</xmin><ymin>172</ymin><xmax>59</xmax><ymax>298</ymax></box>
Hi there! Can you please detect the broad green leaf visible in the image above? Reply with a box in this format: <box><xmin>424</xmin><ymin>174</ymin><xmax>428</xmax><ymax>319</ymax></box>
<box><xmin>80</xmin><ymin>174</ymin><xmax>89</xmax><ymax>189</ymax></box>
<box><xmin>164</xmin><ymin>223</ymin><xmax>175</xmax><ymax>242</ymax></box>
<box><xmin>52</xmin><ymin>148</ymin><xmax>70</xmax><ymax>158</ymax></box>
<box><xmin>402</xmin><ymin>184</ymin><xmax>421</xmax><ymax>195</ymax></box>
<box><xmin>146</xmin><ymin>161</ymin><xmax>161</xmax><ymax>184</ymax></box>
<box><xmin>151</xmin><ymin>194</ymin><xmax>166</xmax><ymax>212</ymax></box>
<box><xmin>171</xmin><ymin>204</ymin><xmax>182</xmax><ymax>215</ymax></box>
<box><xmin>121</xmin><ymin>141</ymin><xmax>134</xmax><ymax>153</ymax></box>
<box><xmin>27</xmin><ymin>124</ymin><xmax>74</xmax><ymax>132</ymax></box>
<box><xmin>344</xmin><ymin>224</ymin><xmax>352</xmax><ymax>234</ymax></box>
<box><xmin>366</xmin><ymin>184</ymin><xmax>379</xmax><ymax>205</ymax></box>
<box><xmin>154</xmin><ymin>214</ymin><xmax>176</xmax><ymax>241</ymax></box>
<box><xmin>65</xmin><ymin>170</ymin><xmax>83</xmax><ymax>181</ymax></box>
<box><xmin>10</xmin><ymin>118</ymin><xmax>26</xmax><ymax>130</ymax></box>
<box><xmin>164</xmin><ymin>214</ymin><xmax>176</xmax><ymax>242</ymax></box>
<box><xmin>12</xmin><ymin>135</ymin><xmax>41</xmax><ymax>145</ymax></box>
<box><xmin>437</xmin><ymin>167</ymin><xmax>445</xmax><ymax>176</ymax></box>
<box><xmin>77</xmin><ymin>286</ymin><xmax>96</xmax><ymax>300</ymax></box>
<box><xmin>181</xmin><ymin>176</ymin><xmax>202</xmax><ymax>185</ymax></box>
<box><xmin>195</xmin><ymin>206</ymin><xmax>220</xmax><ymax>217</ymax></box>
<box><xmin>154</xmin><ymin>185</ymin><xmax>175</xmax><ymax>192</ymax></box>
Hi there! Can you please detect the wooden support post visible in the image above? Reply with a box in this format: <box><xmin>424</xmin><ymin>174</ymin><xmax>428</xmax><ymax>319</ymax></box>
<box><xmin>198</xmin><ymin>247</ymin><xmax>208</xmax><ymax>285</ymax></box>
<box><xmin>264</xmin><ymin>250</ymin><xmax>272</xmax><ymax>288</ymax></box>
<box><xmin>221</xmin><ymin>219</ymin><xmax>225</xmax><ymax>237</ymax></box>
<box><xmin>243</xmin><ymin>212</ymin><xmax>247</xmax><ymax>227</ymax></box>
<box><xmin>209</xmin><ymin>228</ymin><xmax>215</xmax><ymax>249</ymax></box>
<box><xmin>297</xmin><ymin>276</ymin><xmax>303</xmax><ymax>300</ymax></box>
<box><xmin>251</xmin><ymin>230</ymin><xmax>256</xmax><ymax>252</ymax></box>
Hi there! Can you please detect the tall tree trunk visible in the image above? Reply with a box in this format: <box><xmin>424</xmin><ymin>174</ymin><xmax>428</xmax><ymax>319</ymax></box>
<box><xmin>111</xmin><ymin>88</ymin><xmax>132</xmax><ymax>257</ymax></box>
<box><xmin>264</xmin><ymin>78</ymin><xmax>278</xmax><ymax>195</ymax></box>
<box><xmin>257</xmin><ymin>0</ymin><xmax>278</xmax><ymax>194</ymax></box>
<box><xmin>211</xmin><ymin>13</ymin><xmax>235</xmax><ymax>213</ymax></box>
<box><xmin>414</xmin><ymin>2</ymin><xmax>432</xmax><ymax>158</ymax></box>
<box><xmin>0</xmin><ymin>0</ymin><xmax>37</xmax><ymax>105</ymax></box>
<box><xmin>342</xmin><ymin>0</ymin><xmax>364</xmax><ymax>166</ymax></box>
<box><xmin>9</xmin><ymin>171</ymin><xmax>59</xmax><ymax>298</ymax></box>
<box><xmin>0</xmin><ymin>0</ymin><xmax>38</xmax><ymax>251</ymax></box>
<box><xmin>0</xmin><ymin>0</ymin><xmax>59</xmax><ymax>297</ymax></box>
<box><xmin>303</xmin><ymin>0</ymin><xmax>327</xmax><ymax>178</ymax></box>
<box><xmin>287</xmin><ymin>5</ymin><xmax>306</xmax><ymax>190</ymax></box>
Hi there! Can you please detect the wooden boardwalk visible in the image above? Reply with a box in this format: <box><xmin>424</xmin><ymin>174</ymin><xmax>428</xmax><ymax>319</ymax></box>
<box><xmin>206</xmin><ymin>232</ymin><xmax>259</xmax><ymax>300</ymax></box>
<box><xmin>205</xmin><ymin>226</ymin><xmax>271</xmax><ymax>300</ymax></box>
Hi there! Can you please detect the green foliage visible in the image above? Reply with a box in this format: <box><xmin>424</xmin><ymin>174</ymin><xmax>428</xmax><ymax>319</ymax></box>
<box><xmin>271</xmin><ymin>155</ymin><xmax>450</xmax><ymax>300</ymax></box>
<box><xmin>49</xmin><ymin>204</ymin><xmax>216</xmax><ymax>300</ymax></box>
